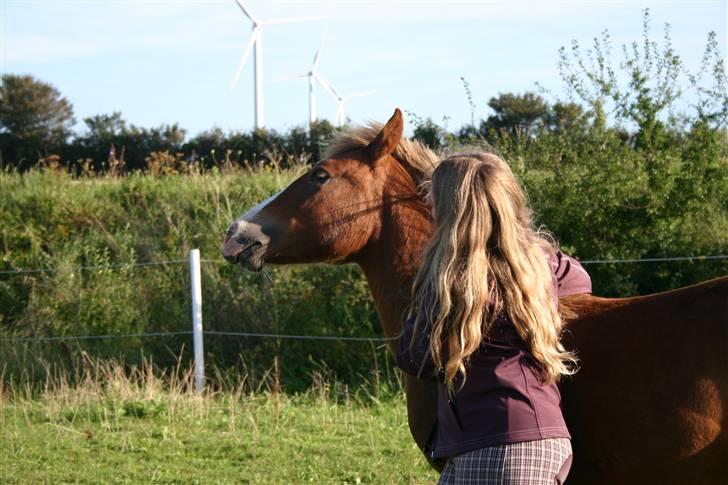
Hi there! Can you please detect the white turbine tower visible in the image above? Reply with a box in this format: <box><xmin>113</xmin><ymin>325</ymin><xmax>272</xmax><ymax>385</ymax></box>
<box><xmin>230</xmin><ymin>0</ymin><xmax>321</xmax><ymax>129</ymax></box>
<box><xmin>333</xmin><ymin>90</ymin><xmax>376</xmax><ymax>127</ymax></box>
<box><xmin>283</xmin><ymin>39</ymin><xmax>339</xmax><ymax>126</ymax></box>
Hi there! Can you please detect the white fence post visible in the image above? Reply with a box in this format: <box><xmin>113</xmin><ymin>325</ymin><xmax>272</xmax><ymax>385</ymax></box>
<box><xmin>189</xmin><ymin>249</ymin><xmax>205</xmax><ymax>393</ymax></box>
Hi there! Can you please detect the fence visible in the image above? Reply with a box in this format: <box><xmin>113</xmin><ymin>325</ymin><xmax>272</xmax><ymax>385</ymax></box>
<box><xmin>1</xmin><ymin>251</ymin><xmax>726</xmax><ymax>392</ymax></box>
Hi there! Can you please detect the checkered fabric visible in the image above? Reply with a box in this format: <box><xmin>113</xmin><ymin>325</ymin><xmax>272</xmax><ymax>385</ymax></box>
<box><xmin>438</xmin><ymin>438</ymin><xmax>572</xmax><ymax>485</ymax></box>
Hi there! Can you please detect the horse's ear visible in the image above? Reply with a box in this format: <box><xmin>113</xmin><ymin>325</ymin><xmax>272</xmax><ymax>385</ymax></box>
<box><xmin>367</xmin><ymin>108</ymin><xmax>404</xmax><ymax>163</ymax></box>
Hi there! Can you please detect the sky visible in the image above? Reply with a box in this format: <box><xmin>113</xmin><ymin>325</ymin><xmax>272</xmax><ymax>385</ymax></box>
<box><xmin>1</xmin><ymin>0</ymin><xmax>726</xmax><ymax>137</ymax></box>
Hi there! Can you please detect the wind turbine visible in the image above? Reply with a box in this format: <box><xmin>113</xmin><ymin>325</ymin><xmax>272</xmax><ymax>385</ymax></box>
<box><xmin>282</xmin><ymin>38</ymin><xmax>339</xmax><ymax>127</ymax></box>
<box><xmin>333</xmin><ymin>90</ymin><xmax>376</xmax><ymax>127</ymax></box>
<box><xmin>230</xmin><ymin>0</ymin><xmax>321</xmax><ymax>129</ymax></box>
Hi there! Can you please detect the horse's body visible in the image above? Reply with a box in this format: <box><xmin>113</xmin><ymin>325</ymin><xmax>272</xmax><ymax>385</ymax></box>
<box><xmin>222</xmin><ymin>109</ymin><xmax>728</xmax><ymax>483</ymax></box>
<box><xmin>561</xmin><ymin>280</ymin><xmax>728</xmax><ymax>483</ymax></box>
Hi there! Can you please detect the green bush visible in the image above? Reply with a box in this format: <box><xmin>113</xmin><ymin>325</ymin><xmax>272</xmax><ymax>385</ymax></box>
<box><xmin>0</xmin><ymin>167</ymin><xmax>388</xmax><ymax>391</ymax></box>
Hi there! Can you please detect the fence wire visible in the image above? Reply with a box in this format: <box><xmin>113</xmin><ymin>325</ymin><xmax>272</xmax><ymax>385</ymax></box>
<box><xmin>204</xmin><ymin>330</ymin><xmax>397</xmax><ymax>342</ymax></box>
<box><xmin>0</xmin><ymin>330</ymin><xmax>397</xmax><ymax>344</ymax></box>
<box><xmin>0</xmin><ymin>260</ymin><xmax>189</xmax><ymax>275</ymax></box>
<box><xmin>1</xmin><ymin>254</ymin><xmax>726</xmax><ymax>276</ymax></box>
<box><xmin>580</xmin><ymin>255</ymin><xmax>728</xmax><ymax>264</ymax></box>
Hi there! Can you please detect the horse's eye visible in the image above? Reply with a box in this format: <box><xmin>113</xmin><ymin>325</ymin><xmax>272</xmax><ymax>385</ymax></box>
<box><xmin>310</xmin><ymin>168</ymin><xmax>330</xmax><ymax>184</ymax></box>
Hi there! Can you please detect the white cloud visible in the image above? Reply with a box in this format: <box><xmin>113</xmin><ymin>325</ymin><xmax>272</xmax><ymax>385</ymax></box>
<box><xmin>4</xmin><ymin>34</ymin><xmax>103</xmax><ymax>63</ymax></box>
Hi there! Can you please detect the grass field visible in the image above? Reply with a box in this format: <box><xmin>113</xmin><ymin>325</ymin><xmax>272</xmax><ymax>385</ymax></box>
<box><xmin>0</xmin><ymin>360</ymin><xmax>437</xmax><ymax>484</ymax></box>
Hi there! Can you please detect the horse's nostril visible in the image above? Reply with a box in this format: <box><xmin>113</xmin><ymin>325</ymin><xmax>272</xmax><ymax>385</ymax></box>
<box><xmin>223</xmin><ymin>253</ymin><xmax>240</xmax><ymax>264</ymax></box>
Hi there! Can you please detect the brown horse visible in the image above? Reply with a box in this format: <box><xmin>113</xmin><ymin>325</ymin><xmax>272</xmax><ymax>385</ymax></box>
<box><xmin>222</xmin><ymin>109</ymin><xmax>728</xmax><ymax>483</ymax></box>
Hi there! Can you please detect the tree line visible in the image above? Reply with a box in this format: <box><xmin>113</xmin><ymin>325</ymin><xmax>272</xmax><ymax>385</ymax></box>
<box><xmin>0</xmin><ymin>79</ymin><xmax>339</xmax><ymax>174</ymax></box>
<box><xmin>0</xmin><ymin>73</ymin><xmax>603</xmax><ymax>174</ymax></box>
<box><xmin>1</xmin><ymin>11</ymin><xmax>726</xmax><ymax>176</ymax></box>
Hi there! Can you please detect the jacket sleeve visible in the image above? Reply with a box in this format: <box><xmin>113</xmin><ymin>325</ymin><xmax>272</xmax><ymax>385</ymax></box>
<box><xmin>551</xmin><ymin>250</ymin><xmax>592</xmax><ymax>297</ymax></box>
<box><xmin>395</xmin><ymin>314</ymin><xmax>439</xmax><ymax>380</ymax></box>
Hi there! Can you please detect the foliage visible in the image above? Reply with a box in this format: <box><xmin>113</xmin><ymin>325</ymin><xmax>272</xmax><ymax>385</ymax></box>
<box><xmin>494</xmin><ymin>120</ymin><xmax>727</xmax><ymax>296</ymax></box>
<box><xmin>687</xmin><ymin>31</ymin><xmax>728</xmax><ymax>127</ymax></box>
<box><xmin>0</xmin><ymin>167</ymin><xmax>385</xmax><ymax>390</ymax></box>
<box><xmin>556</xmin><ymin>9</ymin><xmax>727</xmax><ymax>138</ymax></box>
<box><xmin>0</xmin><ymin>74</ymin><xmax>75</xmax><ymax>169</ymax></box>
<box><xmin>408</xmin><ymin>111</ymin><xmax>454</xmax><ymax>151</ymax></box>
<box><xmin>62</xmin><ymin>116</ymin><xmax>335</xmax><ymax>174</ymax></box>
<box><xmin>482</xmin><ymin>92</ymin><xmax>551</xmax><ymax>138</ymax></box>
<box><xmin>66</xmin><ymin>112</ymin><xmax>187</xmax><ymax>173</ymax></box>
<box><xmin>0</xmin><ymin>96</ymin><xmax>338</xmax><ymax>173</ymax></box>
<box><xmin>413</xmin><ymin>9</ymin><xmax>728</xmax><ymax>296</ymax></box>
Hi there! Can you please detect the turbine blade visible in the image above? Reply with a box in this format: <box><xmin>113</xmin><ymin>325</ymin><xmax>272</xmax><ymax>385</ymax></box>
<box><xmin>312</xmin><ymin>32</ymin><xmax>325</xmax><ymax>71</ymax></box>
<box><xmin>312</xmin><ymin>47</ymin><xmax>322</xmax><ymax>71</ymax></box>
<box><xmin>314</xmin><ymin>73</ymin><xmax>339</xmax><ymax>100</ymax></box>
<box><xmin>230</xmin><ymin>30</ymin><xmax>259</xmax><ymax>90</ymax></box>
<box><xmin>233</xmin><ymin>0</ymin><xmax>258</xmax><ymax>24</ymax></box>
<box><xmin>262</xmin><ymin>16</ymin><xmax>325</xmax><ymax>26</ymax></box>
<box><xmin>343</xmin><ymin>90</ymin><xmax>376</xmax><ymax>100</ymax></box>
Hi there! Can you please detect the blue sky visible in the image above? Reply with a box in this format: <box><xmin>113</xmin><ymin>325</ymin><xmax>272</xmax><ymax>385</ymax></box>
<box><xmin>1</xmin><ymin>0</ymin><xmax>725</xmax><ymax>137</ymax></box>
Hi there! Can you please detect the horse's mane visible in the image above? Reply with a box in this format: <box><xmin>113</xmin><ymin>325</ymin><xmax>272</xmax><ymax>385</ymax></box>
<box><xmin>324</xmin><ymin>122</ymin><xmax>440</xmax><ymax>187</ymax></box>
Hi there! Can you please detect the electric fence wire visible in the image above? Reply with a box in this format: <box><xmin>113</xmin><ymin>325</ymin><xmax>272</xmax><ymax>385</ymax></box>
<box><xmin>2</xmin><ymin>254</ymin><xmax>726</xmax><ymax>276</ymax></box>
<box><xmin>0</xmin><ymin>330</ymin><xmax>397</xmax><ymax>344</ymax></box>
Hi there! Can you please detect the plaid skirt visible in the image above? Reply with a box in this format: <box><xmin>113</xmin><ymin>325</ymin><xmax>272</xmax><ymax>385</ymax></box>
<box><xmin>438</xmin><ymin>438</ymin><xmax>573</xmax><ymax>485</ymax></box>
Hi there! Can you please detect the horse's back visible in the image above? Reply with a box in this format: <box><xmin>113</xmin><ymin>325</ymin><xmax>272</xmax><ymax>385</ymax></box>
<box><xmin>562</xmin><ymin>274</ymin><xmax>728</xmax><ymax>315</ymax></box>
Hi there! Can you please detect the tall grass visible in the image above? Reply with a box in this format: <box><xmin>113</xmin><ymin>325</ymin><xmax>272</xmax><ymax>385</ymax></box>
<box><xmin>0</xmin><ymin>356</ymin><xmax>433</xmax><ymax>483</ymax></box>
<box><xmin>0</xmin><ymin>353</ymin><xmax>404</xmax><ymax>414</ymax></box>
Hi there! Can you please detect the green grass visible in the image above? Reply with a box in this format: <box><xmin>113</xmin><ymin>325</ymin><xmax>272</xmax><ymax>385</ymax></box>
<box><xmin>0</xmin><ymin>359</ymin><xmax>437</xmax><ymax>484</ymax></box>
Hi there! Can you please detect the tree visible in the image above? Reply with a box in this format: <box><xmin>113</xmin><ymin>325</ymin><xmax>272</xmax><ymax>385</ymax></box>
<box><xmin>307</xmin><ymin>120</ymin><xmax>336</xmax><ymax>162</ymax></box>
<box><xmin>412</xmin><ymin>118</ymin><xmax>446</xmax><ymax>150</ymax></box>
<box><xmin>482</xmin><ymin>92</ymin><xmax>550</xmax><ymax>138</ymax></box>
<box><xmin>409</xmin><ymin>112</ymin><xmax>452</xmax><ymax>151</ymax></box>
<box><xmin>0</xmin><ymin>74</ymin><xmax>75</xmax><ymax>167</ymax></box>
<box><xmin>546</xmin><ymin>102</ymin><xmax>586</xmax><ymax>132</ymax></box>
<box><xmin>687</xmin><ymin>31</ymin><xmax>728</xmax><ymax>129</ymax></box>
<box><xmin>84</xmin><ymin>112</ymin><xmax>127</xmax><ymax>138</ymax></box>
<box><xmin>555</xmin><ymin>9</ymin><xmax>727</xmax><ymax>146</ymax></box>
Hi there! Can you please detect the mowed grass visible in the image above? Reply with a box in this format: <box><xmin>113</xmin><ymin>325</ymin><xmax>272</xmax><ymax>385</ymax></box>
<box><xmin>0</xmin><ymin>361</ymin><xmax>438</xmax><ymax>484</ymax></box>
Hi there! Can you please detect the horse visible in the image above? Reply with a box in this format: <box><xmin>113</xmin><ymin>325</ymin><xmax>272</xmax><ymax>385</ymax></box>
<box><xmin>222</xmin><ymin>108</ymin><xmax>728</xmax><ymax>483</ymax></box>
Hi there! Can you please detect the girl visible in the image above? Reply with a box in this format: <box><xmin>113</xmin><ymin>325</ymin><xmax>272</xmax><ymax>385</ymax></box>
<box><xmin>396</xmin><ymin>152</ymin><xmax>592</xmax><ymax>484</ymax></box>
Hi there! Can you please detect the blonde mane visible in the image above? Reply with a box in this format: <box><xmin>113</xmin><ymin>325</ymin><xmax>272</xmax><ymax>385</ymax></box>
<box><xmin>324</xmin><ymin>122</ymin><xmax>440</xmax><ymax>185</ymax></box>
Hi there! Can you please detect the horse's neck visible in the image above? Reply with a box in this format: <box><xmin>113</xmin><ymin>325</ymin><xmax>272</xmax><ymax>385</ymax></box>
<box><xmin>355</xmin><ymin>195</ymin><xmax>431</xmax><ymax>349</ymax></box>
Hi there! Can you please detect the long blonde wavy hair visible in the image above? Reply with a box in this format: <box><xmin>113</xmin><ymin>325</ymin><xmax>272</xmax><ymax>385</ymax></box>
<box><xmin>407</xmin><ymin>152</ymin><xmax>578</xmax><ymax>387</ymax></box>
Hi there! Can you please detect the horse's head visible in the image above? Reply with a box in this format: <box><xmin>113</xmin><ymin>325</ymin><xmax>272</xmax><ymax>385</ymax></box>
<box><xmin>221</xmin><ymin>108</ymin><xmax>436</xmax><ymax>272</ymax></box>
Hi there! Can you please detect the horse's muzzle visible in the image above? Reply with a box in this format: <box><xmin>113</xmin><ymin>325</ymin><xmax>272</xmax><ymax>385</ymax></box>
<box><xmin>221</xmin><ymin>220</ymin><xmax>270</xmax><ymax>271</ymax></box>
<box><xmin>222</xmin><ymin>235</ymin><xmax>260</xmax><ymax>262</ymax></box>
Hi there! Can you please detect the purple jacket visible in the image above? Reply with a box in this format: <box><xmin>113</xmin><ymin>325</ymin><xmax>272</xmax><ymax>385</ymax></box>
<box><xmin>396</xmin><ymin>251</ymin><xmax>592</xmax><ymax>459</ymax></box>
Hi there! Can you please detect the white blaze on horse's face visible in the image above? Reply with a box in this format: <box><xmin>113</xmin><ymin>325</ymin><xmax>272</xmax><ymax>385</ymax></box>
<box><xmin>241</xmin><ymin>191</ymin><xmax>281</xmax><ymax>222</ymax></box>
<box><xmin>234</xmin><ymin>190</ymin><xmax>282</xmax><ymax>241</ymax></box>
